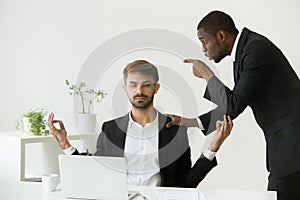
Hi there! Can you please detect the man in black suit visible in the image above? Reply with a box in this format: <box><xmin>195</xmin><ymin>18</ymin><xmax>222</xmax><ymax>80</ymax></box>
<box><xmin>166</xmin><ymin>11</ymin><xmax>300</xmax><ymax>200</ymax></box>
<box><xmin>48</xmin><ymin>60</ymin><xmax>233</xmax><ymax>188</ymax></box>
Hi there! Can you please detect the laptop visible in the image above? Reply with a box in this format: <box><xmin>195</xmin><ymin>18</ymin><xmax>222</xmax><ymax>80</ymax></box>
<box><xmin>58</xmin><ymin>154</ymin><xmax>138</xmax><ymax>200</ymax></box>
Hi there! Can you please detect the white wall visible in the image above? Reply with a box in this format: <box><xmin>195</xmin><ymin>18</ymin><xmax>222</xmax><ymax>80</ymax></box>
<box><xmin>0</xmin><ymin>0</ymin><xmax>299</xmax><ymax>190</ymax></box>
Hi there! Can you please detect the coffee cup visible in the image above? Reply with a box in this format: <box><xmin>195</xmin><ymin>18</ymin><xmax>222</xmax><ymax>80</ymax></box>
<box><xmin>41</xmin><ymin>173</ymin><xmax>60</xmax><ymax>192</ymax></box>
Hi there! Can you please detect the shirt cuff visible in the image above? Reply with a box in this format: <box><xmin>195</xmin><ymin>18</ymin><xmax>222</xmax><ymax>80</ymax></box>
<box><xmin>63</xmin><ymin>146</ymin><xmax>76</xmax><ymax>155</ymax></box>
<box><xmin>203</xmin><ymin>149</ymin><xmax>217</xmax><ymax>161</ymax></box>
<box><xmin>196</xmin><ymin>117</ymin><xmax>204</xmax><ymax>130</ymax></box>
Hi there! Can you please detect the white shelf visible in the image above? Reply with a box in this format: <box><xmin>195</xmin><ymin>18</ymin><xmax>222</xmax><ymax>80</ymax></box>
<box><xmin>0</xmin><ymin>131</ymin><xmax>98</xmax><ymax>181</ymax></box>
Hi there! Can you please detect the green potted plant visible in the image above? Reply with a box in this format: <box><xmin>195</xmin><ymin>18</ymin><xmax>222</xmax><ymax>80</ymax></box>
<box><xmin>66</xmin><ymin>80</ymin><xmax>107</xmax><ymax>133</ymax></box>
<box><xmin>16</xmin><ymin>109</ymin><xmax>49</xmax><ymax>136</ymax></box>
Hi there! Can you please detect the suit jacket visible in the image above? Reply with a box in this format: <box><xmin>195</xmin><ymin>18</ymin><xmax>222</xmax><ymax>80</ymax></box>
<box><xmin>74</xmin><ymin>112</ymin><xmax>217</xmax><ymax>187</ymax></box>
<box><xmin>199</xmin><ymin>27</ymin><xmax>300</xmax><ymax>178</ymax></box>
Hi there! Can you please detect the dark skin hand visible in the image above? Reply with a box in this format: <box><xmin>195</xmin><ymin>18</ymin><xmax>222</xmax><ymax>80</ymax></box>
<box><xmin>183</xmin><ymin>59</ymin><xmax>215</xmax><ymax>82</ymax></box>
<box><xmin>209</xmin><ymin>115</ymin><xmax>233</xmax><ymax>152</ymax></box>
<box><xmin>166</xmin><ymin>114</ymin><xmax>233</xmax><ymax>152</ymax></box>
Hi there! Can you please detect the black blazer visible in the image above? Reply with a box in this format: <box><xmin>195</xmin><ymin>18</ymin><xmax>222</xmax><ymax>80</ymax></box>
<box><xmin>74</xmin><ymin>112</ymin><xmax>217</xmax><ymax>187</ymax></box>
<box><xmin>199</xmin><ymin>27</ymin><xmax>300</xmax><ymax>178</ymax></box>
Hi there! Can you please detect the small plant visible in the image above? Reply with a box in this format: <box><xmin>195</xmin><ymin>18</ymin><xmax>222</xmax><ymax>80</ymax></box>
<box><xmin>66</xmin><ymin>80</ymin><xmax>107</xmax><ymax>114</ymax></box>
<box><xmin>16</xmin><ymin>109</ymin><xmax>49</xmax><ymax>136</ymax></box>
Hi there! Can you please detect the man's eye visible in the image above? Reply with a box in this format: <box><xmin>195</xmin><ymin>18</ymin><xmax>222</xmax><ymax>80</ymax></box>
<box><xmin>129</xmin><ymin>84</ymin><xmax>137</xmax><ymax>88</ymax></box>
<box><xmin>142</xmin><ymin>84</ymin><xmax>151</xmax><ymax>87</ymax></box>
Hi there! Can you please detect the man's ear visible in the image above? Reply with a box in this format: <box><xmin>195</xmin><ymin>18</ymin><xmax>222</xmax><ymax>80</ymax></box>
<box><xmin>122</xmin><ymin>84</ymin><xmax>127</xmax><ymax>93</ymax></box>
<box><xmin>154</xmin><ymin>83</ymin><xmax>160</xmax><ymax>94</ymax></box>
<box><xmin>217</xmin><ymin>30</ymin><xmax>226</xmax><ymax>42</ymax></box>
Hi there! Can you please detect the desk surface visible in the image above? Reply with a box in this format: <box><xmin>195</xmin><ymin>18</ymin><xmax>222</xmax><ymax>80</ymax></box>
<box><xmin>1</xmin><ymin>180</ymin><xmax>276</xmax><ymax>200</ymax></box>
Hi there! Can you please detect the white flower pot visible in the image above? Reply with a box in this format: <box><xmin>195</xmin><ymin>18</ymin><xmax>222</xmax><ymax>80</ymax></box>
<box><xmin>22</xmin><ymin>117</ymin><xmax>32</xmax><ymax>135</ymax></box>
<box><xmin>76</xmin><ymin>113</ymin><xmax>97</xmax><ymax>133</ymax></box>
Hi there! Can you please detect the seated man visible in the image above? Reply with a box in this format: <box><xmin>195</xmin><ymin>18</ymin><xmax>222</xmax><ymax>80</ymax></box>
<box><xmin>48</xmin><ymin>60</ymin><xmax>233</xmax><ymax>188</ymax></box>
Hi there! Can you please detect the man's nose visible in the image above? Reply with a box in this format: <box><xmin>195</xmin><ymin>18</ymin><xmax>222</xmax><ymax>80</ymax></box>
<box><xmin>136</xmin><ymin>85</ymin><xmax>143</xmax><ymax>93</ymax></box>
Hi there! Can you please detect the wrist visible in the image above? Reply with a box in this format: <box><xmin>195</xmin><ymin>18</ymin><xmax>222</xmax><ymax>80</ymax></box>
<box><xmin>205</xmin><ymin>73</ymin><xmax>215</xmax><ymax>82</ymax></box>
<box><xmin>182</xmin><ymin>118</ymin><xmax>198</xmax><ymax>127</ymax></box>
<box><xmin>208</xmin><ymin>140</ymin><xmax>222</xmax><ymax>152</ymax></box>
<box><xmin>60</xmin><ymin>141</ymin><xmax>71</xmax><ymax>150</ymax></box>
<box><xmin>208</xmin><ymin>141</ymin><xmax>221</xmax><ymax>152</ymax></box>
<box><xmin>203</xmin><ymin>149</ymin><xmax>217</xmax><ymax>161</ymax></box>
<box><xmin>208</xmin><ymin>146</ymin><xmax>219</xmax><ymax>152</ymax></box>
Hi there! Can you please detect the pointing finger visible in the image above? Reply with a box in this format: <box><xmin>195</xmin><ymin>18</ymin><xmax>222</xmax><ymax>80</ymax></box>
<box><xmin>183</xmin><ymin>59</ymin><xmax>197</xmax><ymax>64</ymax></box>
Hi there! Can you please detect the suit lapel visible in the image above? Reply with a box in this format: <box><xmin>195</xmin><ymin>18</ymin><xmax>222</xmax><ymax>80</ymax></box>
<box><xmin>233</xmin><ymin>61</ymin><xmax>239</xmax><ymax>83</ymax></box>
<box><xmin>158</xmin><ymin>113</ymin><xmax>175</xmax><ymax>169</ymax></box>
<box><xmin>234</xmin><ymin>28</ymin><xmax>250</xmax><ymax>83</ymax></box>
<box><xmin>158</xmin><ymin>113</ymin><xmax>169</xmax><ymax>150</ymax></box>
<box><xmin>157</xmin><ymin>113</ymin><xmax>169</xmax><ymax>185</ymax></box>
<box><xmin>114</xmin><ymin>114</ymin><xmax>129</xmax><ymax>156</ymax></box>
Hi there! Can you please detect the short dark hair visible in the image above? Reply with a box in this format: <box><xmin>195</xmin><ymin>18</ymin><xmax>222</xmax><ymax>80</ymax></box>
<box><xmin>197</xmin><ymin>10</ymin><xmax>238</xmax><ymax>36</ymax></box>
<box><xmin>123</xmin><ymin>60</ymin><xmax>159</xmax><ymax>83</ymax></box>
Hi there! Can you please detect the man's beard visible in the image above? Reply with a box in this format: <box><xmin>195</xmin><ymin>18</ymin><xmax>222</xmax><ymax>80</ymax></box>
<box><xmin>130</xmin><ymin>93</ymin><xmax>154</xmax><ymax>109</ymax></box>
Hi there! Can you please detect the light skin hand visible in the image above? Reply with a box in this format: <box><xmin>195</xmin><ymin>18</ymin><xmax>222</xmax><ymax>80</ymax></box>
<box><xmin>165</xmin><ymin>114</ymin><xmax>199</xmax><ymax>128</ymax></box>
<box><xmin>208</xmin><ymin>115</ymin><xmax>233</xmax><ymax>152</ymax></box>
<box><xmin>183</xmin><ymin>59</ymin><xmax>215</xmax><ymax>82</ymax></box>
<box><xmin>47</xmin><ymin>113</ymin><xmax>71</xmax><ymax>150</ymax></box>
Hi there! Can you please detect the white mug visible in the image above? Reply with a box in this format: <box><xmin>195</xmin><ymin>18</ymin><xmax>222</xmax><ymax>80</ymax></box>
<box><xmin>41</xmin><ymin>173</ymin><xmax>60</xmax><ymax>192</ymax></box>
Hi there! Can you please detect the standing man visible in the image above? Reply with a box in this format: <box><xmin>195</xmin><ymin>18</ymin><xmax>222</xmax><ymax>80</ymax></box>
<box><xmin>166</xmin><ymin>11</ymin><xmax>300</xmax><ymax>200</ymax></box>
<box><xmin>49</xmin><ymin>60</ymin><xmax>233</xmax><ymax>187</ymax></box>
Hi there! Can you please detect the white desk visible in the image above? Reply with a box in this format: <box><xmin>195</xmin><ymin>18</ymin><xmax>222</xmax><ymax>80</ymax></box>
<box><xmin>133</xmin><ymin>186</ymin><xmax>277</xmax><ymax>200</ymax></box>
<box><xmin>0</xmin><ymin>131</ymin><xmax>98</xmax><ymax>181</ymax></box>
<box><xmin>0</xmin><ymin>180</ymin><xmax>276</xmax><ymax>200</ymax></box>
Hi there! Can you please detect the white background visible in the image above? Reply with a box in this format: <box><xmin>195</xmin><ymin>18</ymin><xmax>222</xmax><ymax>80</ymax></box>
<box><xmin>0</xmin><ymin>0</ymin><xmax>299</xmax><ymax>190</ymax></box>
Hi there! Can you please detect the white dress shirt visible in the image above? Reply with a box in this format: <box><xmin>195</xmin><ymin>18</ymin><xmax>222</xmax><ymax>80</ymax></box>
<box><xmin>229</xmin><ymin>29</ymin><xmax>241</xmax><ymax>62</ymax></box>
<box><xmin>124</xmin><ymin>111</ymin><xmax>161</xmax><ymax>186</ymax></box>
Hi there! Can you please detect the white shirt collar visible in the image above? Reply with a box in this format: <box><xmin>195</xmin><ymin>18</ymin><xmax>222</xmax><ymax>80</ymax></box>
<box><xmin>229</xmin><ymin>29</ymin><xmax>241</xmax><ymax>62</ymax></box>
<box><xmin>128</xmin><ymin>108</ymin><xmax>159</xmax><ymax>129</ymax></box>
